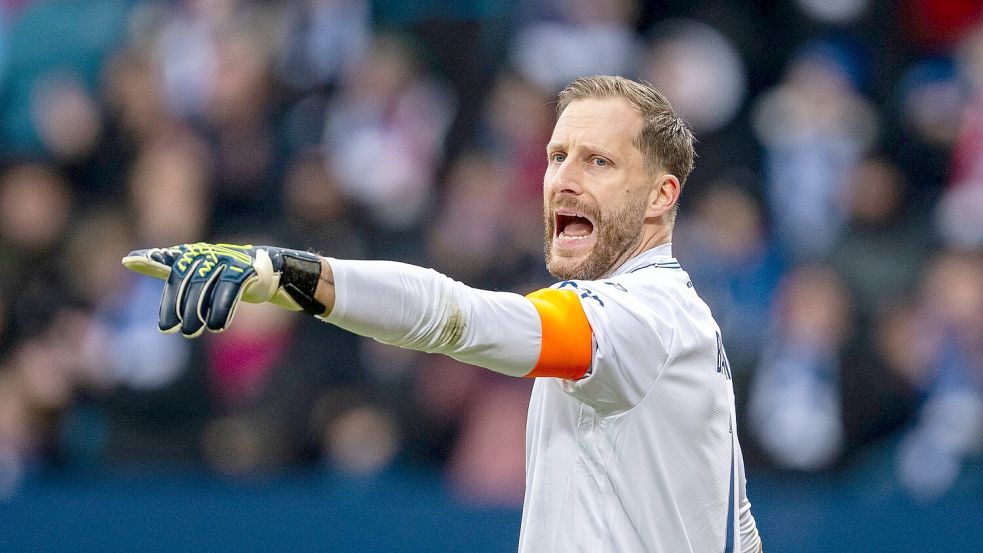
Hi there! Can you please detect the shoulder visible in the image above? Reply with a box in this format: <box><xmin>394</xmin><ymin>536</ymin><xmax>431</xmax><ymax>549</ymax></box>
<box><xmin>591</xmin><ymin>261</ymin><xmax>693</xmax><ymax>303</ymax></box>
<box><xmin>547</xmin><ymin>269</ymin><xmax>692</xmax><ymax>332</ymax></box>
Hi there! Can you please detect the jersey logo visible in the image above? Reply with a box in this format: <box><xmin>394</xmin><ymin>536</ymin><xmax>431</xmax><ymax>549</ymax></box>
<box><xmin>629</xmin><ymin>260</ymin><xmax>682</xmax><ymax>273</ymax></box>
<box><xmin>716</xmin><ymin>331</ymin><xmax>732</xmax><ymax>380</ymax></box>
<box><xmin>557</xmin><ymin>281</ymin><xmax>604</xmax><ymax>307</ymax></box>
<box><xmin>604</xmin><ymin>282</ymin><xmax>627</xmax><ymax>292</ymax></box>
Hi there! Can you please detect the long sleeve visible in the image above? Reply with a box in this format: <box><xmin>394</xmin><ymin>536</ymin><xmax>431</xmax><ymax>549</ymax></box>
<box><xmin>322</xmin><ymin>258</ymin><xmax>544</xmax><ymax>377</ymax></box>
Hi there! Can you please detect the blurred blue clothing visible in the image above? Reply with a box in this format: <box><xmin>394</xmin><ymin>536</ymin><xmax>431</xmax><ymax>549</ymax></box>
<box><xmin>95</xmin><ymin>275</ymin><xmax>191</xmax><ymax>390</ymax></box>
<box><xmin>896</xmin><ymin>330</ymin><xmax>983</xmax><ymax>499</ymax></box>
<box><xmin>685</xmin><ymin>238</ymin><xmax>786</xmax><ymax>371</ymax></box>
<box><xmin>749</xmin><ymin>336</ymin><xmax>845</xmax><ymax>471</ymax></box>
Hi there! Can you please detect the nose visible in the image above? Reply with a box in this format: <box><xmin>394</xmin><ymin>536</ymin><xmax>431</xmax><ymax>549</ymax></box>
<box><xmin>548</xmin><ymin>158</ymin><xmax>583</xmax><ymax>196</ymax></box>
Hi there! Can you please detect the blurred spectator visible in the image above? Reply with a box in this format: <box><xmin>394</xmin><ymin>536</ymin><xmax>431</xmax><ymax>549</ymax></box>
<box><xmin>826</xmin><ymin>156</ymin><xmax>937</xmax><ymax>452</ymax></box>
<box><xmin>274</xmin><ymin>0</ymin><xmax>371</xmax><ymax>152</ymax></box>
<box><xmin>128</xmin><ymin>130</ymin><xmax>211</xmax><ymax>246</ymax></box>
<box><xmin>372</xmin><ymin>0</ymin><xmax>512</xmax><ymax>164</ymax></box>
<box><xmin>475</xmin><ymin>73</ymin><xmax>554</xmax><ymax>260</ymax></box>
<box><xmin>893</xmin><ymin>59</ymin><xmax>963</xmax><ymax>206</ymax></box>
<box><xmin>753</xmin><ymin>39</ymin><xmax>879</xmax><ymax>260</ymax></box>
<box><xmin>836</xmin><ymin>301</ymin><xmax>926</xmax><ymax>452</ymax></box>
<box><xmin>0</xmin><ymin>163</ymin><xmax>72</xmax><ymax>273</ymax></box>
<box><xmin>935</xmin><ymin>179</ymin><xmax>983</xmax><ymax>248</ymax></box>
<box><xmin>478</xmin><ymin>72</ymin><xmax>553</xmax><ymax>200</ymax></box>
<box><xmin>275</xmin><ymin>0</ymin><xmax>370</xmax><ymax>93</ymax></box>
<box><xmin>948</xmin><ymin>25</ymin><xmax>983</xmax><ymax>189</ymax></box>
<box><xmin>102</xmin><ymin>49</ymin><xmax>172</xmax><ymax>146</ymax></box>
<box><xmin>830</xmin><ymin>156</ymin><xmax>933</xmax><ymax>322</ymax></box>
<box><xmin>674</xmin><ymin>176</ymin><xmax>785</xmax><ymax>372</ymax></box>
<box><xmin>446</xmin><ymin>378</ymin><xmax>530</xmax><ymax>506</ymax></box>
<box><xmin>155</xmin><ymin>0</ymin><xmax>234</xmax><ymax>120</ymax></box>
<box><xmin>511</xmin><ymin>0</ymin><xmax>641</xmax><ymax>93</ymax></box>
<box><xmin>427</xmin><ymin>152</ymin><xmax>526</xmax><ymax>287</ymax></box>
<box><xmin>0</xmin><ymin>0</ymin><xmax>127</xmax><ymax>155</ymax></box>
<box><xmin>323</xmin><ymin>32</ymin><xmax>454</xmax><ymax>242</ymax></box>
<box><xmin>748</xmin><ymin>267</ymin><xmax>852</xmax><ymax>471</ymax></box>
<box><xmin>198</xmin><ymin>301</ymin><xmax>300</xmax><ymax>475</ymax></box>
<box><xmin>205</xmin><ymin>302</ymin><xmax>295</xmax><ymax>408</ymax></box>
<box><xmin>280</xmin><ymin>148</ymin><xmax>368</xmax><ymax>259</ymax></box>
<box><xmin>795</xmin><ymin>0</ymin><xmax>870</xmax><ymax>25</ymax></box>
<box><xmin>0</xmin><ymin>370</ymin><xmax>28</xmax><ymax>499</ymax></box>
<box><xmin>640</xmin><ymin>19</ymin><xmax>747</xmax><ymax>134</ymax></box>
<box><xmin>0</xmin><ymin>163</ymin><xmax>73</xmax><ymax>343</ymax></box>
<box><xmin>895</xmin><ymin>251</ymin><xmax>983</xmax><ymax>500</ymax></box>
<box><xmin>205</xmin><ymin>25</ymin><xmax>284</xmax><ymax>229</ymax></box>
<box><xmin>933</xmin><ymin>26</ymin><xmax>983</xmax><ymax>249</ymax></box>
<box><xmin>901</xmin><ymin>0</ymin><xmax>983</xmax><ymax>53</ymax></box>
<box><xmin>31</xmin><ymin>71</ymin><xmax>103</xmax><ymax>164</ymax></box>
<box><xmin>68</xmin><ymin>208</ymin><xmax>188</xmax><ymax>391</ymax></box>
<box><xmin>318</xmin><ymin>399</ymin><xmax>400</xmax><ymax>476</ymax></box>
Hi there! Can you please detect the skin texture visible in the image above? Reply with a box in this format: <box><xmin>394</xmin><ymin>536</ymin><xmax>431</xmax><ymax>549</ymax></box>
<box><xmin>314</xmin><ymin>96</ymin><xmax>682</xmax><ymax>315</ymax></box>
<box><xmin>315</xmin><ymin>258</ymin><xmax>336</xmax><ymax>315</ymax></box>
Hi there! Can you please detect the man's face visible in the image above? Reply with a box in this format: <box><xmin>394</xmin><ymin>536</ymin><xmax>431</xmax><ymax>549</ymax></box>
<box><xmin>544</xmin><ymin>97</ymin><xmax>652</xmax><ymax>280</ymax></box>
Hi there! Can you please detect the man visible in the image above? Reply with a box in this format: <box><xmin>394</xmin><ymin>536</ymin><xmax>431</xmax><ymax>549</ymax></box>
<box><xmin>124</xmin><ymin>75</ymin><xmax>762</xmax><ymax>552</ymax></box>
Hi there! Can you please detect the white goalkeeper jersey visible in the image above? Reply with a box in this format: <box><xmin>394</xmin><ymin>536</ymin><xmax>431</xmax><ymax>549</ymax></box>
<box><xmin>517</xmin><ymin>244</ymin><xmax>759</xmax><ymax>553</ymax></box>
<box><xmin>325</xmin><ymin>244</ymin><xmax>759</xmax><ymax>553</ymax></box>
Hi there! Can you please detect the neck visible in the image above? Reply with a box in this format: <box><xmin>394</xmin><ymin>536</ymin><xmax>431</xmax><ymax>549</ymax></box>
<box><xmin>600</xmin><ymin>224</ymin><xmax>673</xmax><ymax>278</ymax></box>
<box><xmin>635</xmin><ymin>221</ymin><xmax>673</xmax><ymax>255</ymax></box>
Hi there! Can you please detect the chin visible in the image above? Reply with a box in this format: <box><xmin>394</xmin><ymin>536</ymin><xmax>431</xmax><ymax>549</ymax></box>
<box><xmin>545</xmin><ymin>248</ymin><xmax>590</xmax><ymax>280</ymax></box>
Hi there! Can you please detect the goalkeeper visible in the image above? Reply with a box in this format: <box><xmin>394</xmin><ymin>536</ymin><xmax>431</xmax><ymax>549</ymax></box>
<box><xmin>124</xmin><ymin>76</ymin><xmax>761</xmax><ymax>553</ymax></box>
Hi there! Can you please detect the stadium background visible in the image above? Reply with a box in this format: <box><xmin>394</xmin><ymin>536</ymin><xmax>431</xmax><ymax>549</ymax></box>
<box><xmin>0</xmin><ymin>0</ymin><xmax>981</xmax><ymax>550</ymax></box>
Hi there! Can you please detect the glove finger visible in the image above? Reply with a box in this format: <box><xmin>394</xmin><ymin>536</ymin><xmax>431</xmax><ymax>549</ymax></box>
<box><xmin>205</xmin><ymin>276</ymin><xmax>247</xmax><ymax>332</ymax></box>
<box><xmin>122</xmin><ymin>248</ymin><xmax>176</xmax><ymax>280</ymax></box>
<box><xmin>196</xmin><ymin>264</ymin><xmax>226</xmax><ymax>331</ymax></box>
<box><xmin>180</xmin><ymin>271</ymin><xmax>213</xmax><ymax>338</ymax></box>
<box><xmin>158</xmin><ymin>257</ymin><xmax>196</xmax><ymax>334</ymax></box>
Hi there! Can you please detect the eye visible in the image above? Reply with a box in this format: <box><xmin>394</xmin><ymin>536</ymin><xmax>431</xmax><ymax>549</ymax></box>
<box><xmin>550</xmin><ymin>152</ymin><xmax>566</xmax><ymax>163</ymax></box>
<box><xmin>592</xmin><ymin>157</ymin><xmax>609</xmax><ymax>167</ymax></box>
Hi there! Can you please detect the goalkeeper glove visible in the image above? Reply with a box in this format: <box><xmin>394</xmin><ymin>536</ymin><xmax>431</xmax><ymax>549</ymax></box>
<box><xmin>122</xmin><ymin>243</ymin><xmax>325</xmax><ymax>338</ymax></box>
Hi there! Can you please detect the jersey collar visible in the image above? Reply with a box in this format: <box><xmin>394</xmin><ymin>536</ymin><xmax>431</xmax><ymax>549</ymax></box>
<box><xmin>610</xmin><ymin>243</ymin><xmax>677</xmax><ymax>277</ymax></box>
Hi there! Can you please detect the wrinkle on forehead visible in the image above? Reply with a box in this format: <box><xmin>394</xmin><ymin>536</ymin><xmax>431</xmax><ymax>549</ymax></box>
<box><xmin>550</xmin><ymin>98</ymin><xmax>642</xmax><ymax>151</ymax></box>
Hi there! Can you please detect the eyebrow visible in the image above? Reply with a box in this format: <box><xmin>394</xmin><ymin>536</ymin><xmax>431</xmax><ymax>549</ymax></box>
<box><xmin>546</xmin><ymin>142</ymin><xmax>619</xmax><ymax>160</ymax></box>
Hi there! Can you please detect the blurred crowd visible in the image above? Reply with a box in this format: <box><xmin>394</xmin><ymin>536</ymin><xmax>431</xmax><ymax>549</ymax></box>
<box><xmin>0</xmin><ymin>0</ymin><xmax>981</xmax><ymax>505</ymax></box>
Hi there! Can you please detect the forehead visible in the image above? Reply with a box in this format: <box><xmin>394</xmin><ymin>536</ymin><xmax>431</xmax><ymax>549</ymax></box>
<box><xmin>550</xmin><ymin>97</ymin><xmax>643</xmax><ymax>151</ymax></box>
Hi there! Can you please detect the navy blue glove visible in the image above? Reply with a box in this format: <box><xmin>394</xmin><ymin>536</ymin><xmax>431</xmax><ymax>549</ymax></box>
<box><xmin>122</xmin><ymin>243</ymin><xmax>324</xmax><ymax>338</ymax></box>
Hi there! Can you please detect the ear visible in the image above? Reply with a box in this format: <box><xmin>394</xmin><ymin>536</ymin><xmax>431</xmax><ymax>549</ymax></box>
<box><xmin>646</xmin><ymin>174</ymin><xmax>680</xmax><ymax>219</ymax></box>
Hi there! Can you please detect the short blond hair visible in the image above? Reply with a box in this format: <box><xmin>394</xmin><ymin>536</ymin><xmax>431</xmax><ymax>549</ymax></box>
<box><xmin>556</xmin><ymin>75</ymin><xmax>695</xmax><ymax>190</ymax></box>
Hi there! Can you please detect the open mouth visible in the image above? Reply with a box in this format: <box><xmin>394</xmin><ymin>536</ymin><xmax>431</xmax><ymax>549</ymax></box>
<box><xmin>555</xmin><ymin>210</ymin><xmax>596</xmax><ymax>242</ymax></box>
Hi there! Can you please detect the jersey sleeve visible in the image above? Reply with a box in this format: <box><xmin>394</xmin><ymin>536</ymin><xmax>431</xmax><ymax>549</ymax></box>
<box><xmin>322</xmin><ymin>258</ymin><xmax>670</xmax><ymax>402</ymax></box>
<box><xmin>549</xmin><ymin>278</ymin><xmax>675</xmax><ymax>414</ymax></box>
<box><xmin>324</xmin><ymin>258</ymin><xmax>543</xmax><ymax>377</ymax></box>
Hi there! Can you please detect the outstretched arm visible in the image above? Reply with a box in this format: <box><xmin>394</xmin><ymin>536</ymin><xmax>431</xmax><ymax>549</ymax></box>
<box><xmin>317</xmin><ymin>258</ymin><xmax>592</xmax><ymax>378</ymax></box>
<box><xmin>123</xmin><ymin>243</ymin><xmax>592</xmax><ymax>379</ymax></box>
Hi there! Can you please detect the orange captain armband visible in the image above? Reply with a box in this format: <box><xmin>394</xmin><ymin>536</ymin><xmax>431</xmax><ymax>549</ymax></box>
<box><xmin>524</xmin><ymin>288</ymin><xmax>593</xmax><ymax>379</ymax></box>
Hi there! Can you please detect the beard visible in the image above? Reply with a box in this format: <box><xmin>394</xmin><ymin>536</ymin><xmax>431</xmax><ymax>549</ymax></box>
<box><xmin>544</xmin><ymin>192</ymin><xmax>647</xmax><ymax>281</ymax></box>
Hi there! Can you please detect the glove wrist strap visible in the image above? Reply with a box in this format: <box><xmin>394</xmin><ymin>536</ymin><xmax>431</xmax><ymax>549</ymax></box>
<box><xmin>281</xmin><ymin>252</ymin><xmax>326</xmax><ymax>316</ymax></box>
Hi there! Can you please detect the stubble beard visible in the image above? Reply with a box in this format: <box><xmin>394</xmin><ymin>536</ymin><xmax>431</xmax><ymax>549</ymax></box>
<box><xmin>544</xmin><ymin>194</ymin><xmax>647</xmax><ymax>281</ymax></box>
